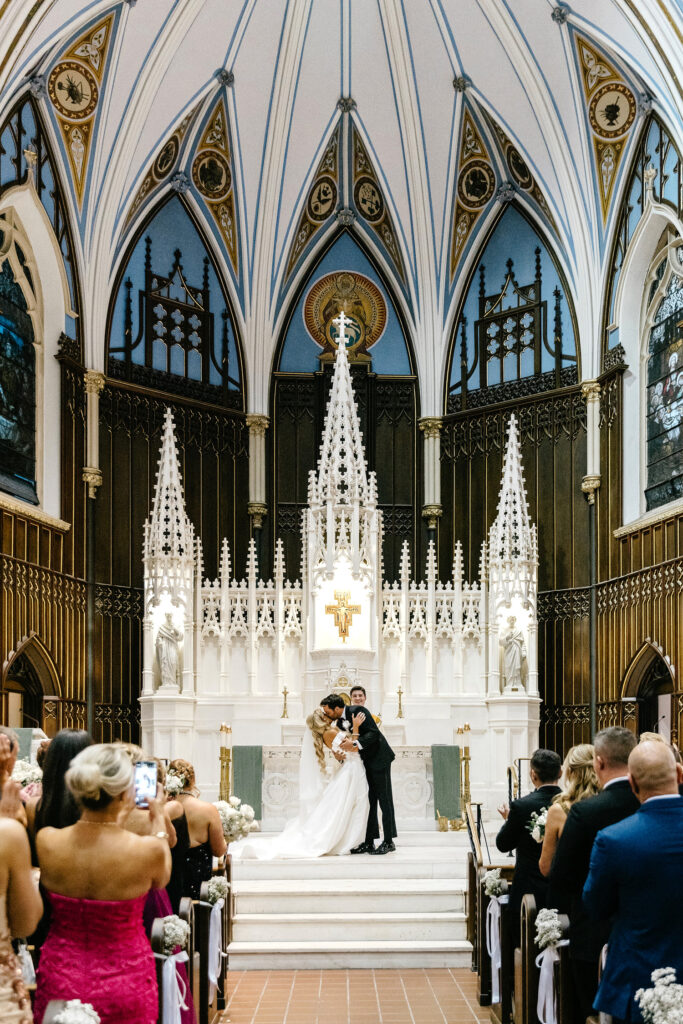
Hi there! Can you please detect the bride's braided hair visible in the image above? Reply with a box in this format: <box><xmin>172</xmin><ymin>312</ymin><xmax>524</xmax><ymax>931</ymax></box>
<box><xmin>306</xmin><ymin>708</ymin><xmax>332</xmax><ymax>775</ymax></box>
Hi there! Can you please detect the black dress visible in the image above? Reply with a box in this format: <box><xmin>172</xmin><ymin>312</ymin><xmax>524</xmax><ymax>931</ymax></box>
<box><xmin>185</xmin><ymin>839</ymin><xmax>213</xmax><ymax>901</ymax></box>
<box><xmin>167</xmin><ymin>812</ymin><xmax>190</xmax><ymax>913</ymax></box>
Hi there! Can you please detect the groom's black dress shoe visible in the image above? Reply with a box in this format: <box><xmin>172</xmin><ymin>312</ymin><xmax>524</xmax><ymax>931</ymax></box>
<box><xmin>369</xmin><ymin>840</ymin><xmax>396</xmax><ymax>855</ymax></box>
<box><xmin>350</xmin><ymin>842</ymin><xmax>375</xmax><ymax>855</ymax></box>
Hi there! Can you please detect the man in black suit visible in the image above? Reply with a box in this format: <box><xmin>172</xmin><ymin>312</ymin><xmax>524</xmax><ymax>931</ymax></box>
<box><xmin>548</xmin><ymin>726</ymin><xmax>638</xmax><ymax>1024</ymax></box>
<box><xmin>320</xmin><ymin>693</ymin><xmax>397</xmax><ymax>855</ymax></box>
<box><xmin>495</xmin><ymin>748</ymin><xmax>562</xmax><ymax>944</ymax></box>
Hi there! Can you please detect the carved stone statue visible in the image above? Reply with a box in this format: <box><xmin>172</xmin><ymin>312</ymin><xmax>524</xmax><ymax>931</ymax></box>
<box><xmin>156</xmin><ymin>612</ymin><xmax>182</xmax><ymax>690</ymax></box>
<box><xmin>501</xmin><ymin>615</ymin><xmax>527</xmax><ymax>693</ymax></box>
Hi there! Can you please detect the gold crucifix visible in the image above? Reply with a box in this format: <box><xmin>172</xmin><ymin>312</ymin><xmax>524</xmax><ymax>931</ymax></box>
<box><xmin>325</xmin><ymin>591</ymin><xmax>361</xmax><ymax>641</ymax></box>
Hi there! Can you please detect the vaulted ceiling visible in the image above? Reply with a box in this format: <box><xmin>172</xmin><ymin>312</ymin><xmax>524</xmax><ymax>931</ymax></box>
<box><xmin>1</xmin><ymin>0</ymin><xmax>682</xmax><ymax>412</ymax></box>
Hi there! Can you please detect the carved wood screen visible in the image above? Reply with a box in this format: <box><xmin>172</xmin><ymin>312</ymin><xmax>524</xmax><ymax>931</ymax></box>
<box><xmin>271</xmin><ymin>363</ymin><xmax>417</xmax><ymax>583</ymax></box>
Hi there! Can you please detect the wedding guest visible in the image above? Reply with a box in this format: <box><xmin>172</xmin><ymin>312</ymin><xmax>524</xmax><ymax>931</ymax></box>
<box><xmin>20</xmin><ymin>739</ymin><xmax>50</xmax><ymax>802</ymax></box>
<box><xmin>583</xmin><ymin>741</ymin><xmax>683</xmax><ymax>1023</ymax></box>
<box><xmin>548</xmin><ymin>726</ymin><xmax>638</xmax><ymax>1024</ymax></box>
<box><xmin>495</xmin><ymin>748</ymin><xmax>562</xmax><ymax>943</ymax></box>
<box><xmin>0</xmin><ymin>738</ymin><xmax>42</xmax><ymax>1021</ymax></box>
<box><xmin>33</xmin><ymin>743</ymin><xmax>171</xmax><ymax>1024</ymax></box>
<box><xmin>539</xmin><ymin>744</ymin><xmax>599</xmax><ymax>876</ymax></box>
<box><xmin>168</xmin><ymin>758</ymin><xmax>226</xmax><ymax>898</ymax></box>
<box><xmin>27</xmin><ymin>729</ymin><xmax>93</xmax><ymax>846</ymax></box>
<box><xmin>0</xmin><ymin>728</ymin><xmax>26</xmax><ymax>828</ymax></box>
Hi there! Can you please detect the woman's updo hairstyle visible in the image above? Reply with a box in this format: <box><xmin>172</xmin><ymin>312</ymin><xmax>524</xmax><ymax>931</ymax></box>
<box><xmin>66</xmin><ymin>743</ymin><xmax>133</xmax><ymax>810</ymax></box>
<box><xmin>168</xmin><ymin>758</ymin><xmax>196</xmax><ymax>791</ymax></box>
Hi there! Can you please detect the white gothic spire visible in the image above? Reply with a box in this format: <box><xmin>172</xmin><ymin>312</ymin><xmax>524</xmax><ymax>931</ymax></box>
<box><xmin>144</xmin><ymin>407</ymin><xmax>193</xmax><ymax>560</ymax></box>
<box><xmin>488</xmin><ymin>414</ymin><xmax>533</xmax><ymax>563</ymax></box>
<box><xmin>314</xmin><ymin>313</ymin><xmax>373</xmax><ymax>506</ymax></box>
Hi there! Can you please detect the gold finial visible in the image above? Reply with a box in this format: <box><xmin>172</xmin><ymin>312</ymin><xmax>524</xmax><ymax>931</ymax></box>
<box><xmin>397</xmin><ymin>684</ymin><xmax>404</xmax><ymax>719</ymax></box>
<box><xmin>281</xmin><ymin>686</ymin><xmax>289</xmax><ymax>719</ymax></box>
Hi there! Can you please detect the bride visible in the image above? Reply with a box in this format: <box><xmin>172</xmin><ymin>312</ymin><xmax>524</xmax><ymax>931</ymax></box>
<box><xmin>230</xmin><ymin>708</ymin><xmax>369</xmax><ymax>859</ymax></box>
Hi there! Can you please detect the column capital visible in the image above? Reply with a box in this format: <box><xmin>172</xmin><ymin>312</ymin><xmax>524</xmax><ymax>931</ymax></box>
<box><xmin>246</xmin><ymin>414</ymin><xmax>270</xmax><ymax>437</ymax></box>
<box><xmin>82</xmin><ymin>467</ymin><xmax>103</xmax><ymax>499</ymax></box>
<box><xmin>581</xmin><ymin>380</ymin><xmax>601</xmax><ymax>402</ymax></box>
<box><xmin>247</xmin><ymin>502</ymin><xmax>268</xmax><ymax>529</ymax></box>
<box><xmin>581</xmin><ymin>474</ymin><xmax>601</xmax><ymax>504</ymax></box>
<box><xmin>84</xmin><ymin>369</ymin><xmax>106</xmax><ymax>395</ymax></box>
<box><xmin>418</xmin><ymin>417</ymin><xmax>443</xmax><ymax>439</ymax></box>
<box><xmin>422</xmin><ymin>504</ymin><xmax>443</xmax><ymax>529</ymax></box>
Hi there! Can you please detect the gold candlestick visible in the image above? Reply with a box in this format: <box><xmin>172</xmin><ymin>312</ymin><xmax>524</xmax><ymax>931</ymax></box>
<box><xmin>397</xmin><ymin>685</ymin><xmax>404</xmax><ymax>719</ymax></box>
<box><xmin>219</xmin><ymin>722</ymin><xmax>232</xmax><ymax>801</ymax></box>
<box><xmin>281</xmin><ymin>686</ymin><xmax>289</xmax><ymax>719</ymax></box>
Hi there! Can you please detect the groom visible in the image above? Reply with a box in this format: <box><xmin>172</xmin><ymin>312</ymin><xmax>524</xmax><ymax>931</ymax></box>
<box><xmin>320</xmin><ymin>693</ymin><xmax>397</xmax><ymax>855</ymax></box>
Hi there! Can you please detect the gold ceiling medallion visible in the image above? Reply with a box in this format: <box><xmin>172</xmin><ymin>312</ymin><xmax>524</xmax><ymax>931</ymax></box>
<box><xmin>574</xmin><ymin>34</ymin><xmax>638</xmax><ymax>223</ymax></box>
<box><xmin>46</xmin><ymin>13</ymin><xmax>115</xmax><ymax>207</ymax></box>
<box><xmin>191</xmin><ymin>99</ymin><xmax>239</xmax><ymax>277</ymax></box>
<box><xmin>303</xmin><ymin>271</ymin><xmax>387</xmax><ymax>361</ymax></box>
<box><xmin>450</xmin><ymin>108</ymin><xmax>496</xmax><ymax>280</ymax></box>
<box><xmin>123</xmin><ymin>106</ymin><xmax>199</xmax><ymax>232</ymax></box>
<box><xmin>285</xmin><ymin>126</ymin><xmax>340</xmax><ymax>281</ymax></box>
<box><xmin>483</xmin><ymin>112</ymin><xmax>558</xmax><ymax>233</ymax></box>
<box><xmin>325</xmin><ymin>592</ymin><xmax>361</xmax><ymax>641</ymax></box>
<box><xmin>351</xmin><ymin>127</ymin><xmax>406</xmax><ymax>283</ymax></box>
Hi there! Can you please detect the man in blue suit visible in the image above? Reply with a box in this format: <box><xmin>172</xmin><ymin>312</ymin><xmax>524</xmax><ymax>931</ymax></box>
<box><xmin>583</xmin><ymin>740</ymin><xmax>683</xmax><ymax>1023</ymax></box>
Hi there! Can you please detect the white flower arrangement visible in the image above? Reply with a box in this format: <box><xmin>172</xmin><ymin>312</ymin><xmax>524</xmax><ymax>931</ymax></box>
<box><xmin>53</xmin><ymin>1000</ymin><xmax>101</xmax><ymax>1024</ymax></box>
<box><xmin>12</xmin><ymin>759</ymin><xmax>42</xmax><ymax>787</ymax></box>
<box><xmin>165</xmin><ymin>771</ymin><xmax>185</xmax><ymax>797</ymax></box>
<box><xmin>636</xmin><ymin>968</ymin><xmax>683</xmax><ymax>1024</ymax></box>
<box><xmin>535</xmin><ymin>908</ymin><xmax>563</xmax><ymax>950</ymax></box>
<box><xmin>526</xmin><ymin>807</ymin><xmax>548</xmax><ymax>843</ymax></box>
<box><xmin>206</xmin><ymin>875</ymin><xmax>229</xmax><ymax>905</ymax></box>
<box><xmin>213</xmin><ymin>797</ymin><xmax>260</xmax><ymax>842</ymax></box>
<box><xmin>161</xmin><ymin>914</ymin><xmax>191</xmax><ymax>956</ymax></box>
<box><xmin>484</xmin><ymin>868</ymin><xmax>506</xmax><ymax>897</ymax></box>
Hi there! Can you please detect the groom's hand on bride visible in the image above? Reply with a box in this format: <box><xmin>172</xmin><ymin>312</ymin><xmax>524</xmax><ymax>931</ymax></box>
<box><xmin>333</xmin><ymin>751</ymin><xmax>345</xmax><ymax>763</ymax></box>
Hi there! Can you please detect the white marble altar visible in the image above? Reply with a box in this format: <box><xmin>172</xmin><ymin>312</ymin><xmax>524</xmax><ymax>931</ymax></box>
<box><xmin>140</xmin><ymin>314</ymin><xmax>540</xmax><ymax>814</ymax></box>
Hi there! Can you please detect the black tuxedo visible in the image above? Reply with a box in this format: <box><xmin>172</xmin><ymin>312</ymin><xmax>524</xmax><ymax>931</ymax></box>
<box><xmin>547</xmin><ymin>779</ymin><xmax>639</xmax><ymax>1024</ymax></box>
<box><xmin>340</xmin><ymin>704</ymin><xmax>396</xmax><ymax>842</ymax></box>
<box><xmin>496</xmin><ymin>784</ymin><xmax>561</xmax><ymax>939</ymax></box>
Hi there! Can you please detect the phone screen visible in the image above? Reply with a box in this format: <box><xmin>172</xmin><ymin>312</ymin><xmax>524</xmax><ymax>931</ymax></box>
<box><xmin>134</xmin><ymin>760</ymin><xmax>158</xmax><ymax>807</ymax></box>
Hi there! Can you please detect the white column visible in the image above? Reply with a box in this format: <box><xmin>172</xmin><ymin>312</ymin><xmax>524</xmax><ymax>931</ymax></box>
<box><xmin>246</xmin><ymin>414</ymin><xmax>269</xmax><ymax>527</ymax></box>
<box><xmin>82</xmin><ymin>370</ymin><xmax>105</xmax><ymax>497</ymax></box>
<box><xmin>581</xmin><ymin>381</ymin><xmax>601</xmax><ymax>504</ymax></box>
<box><xmin>419</xmin><ymin>417</ymin><xmax>442</xmax><ymax>530</ymax></box>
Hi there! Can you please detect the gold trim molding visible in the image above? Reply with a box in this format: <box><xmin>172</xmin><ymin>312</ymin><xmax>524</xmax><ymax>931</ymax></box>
<box><xmin>0</xmin><ymin>492</ymin><xmax>70</xmax><ymax>532</ymax></box>
<box><xmin>614</xmin><ymin>495</ymin><xmax>683</xmax><ymax>538</ymax></box>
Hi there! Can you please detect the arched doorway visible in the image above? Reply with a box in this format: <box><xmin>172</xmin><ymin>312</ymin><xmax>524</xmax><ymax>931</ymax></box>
<box><xmin>1</xmin><ymin>633</ymin><xmax>62</xmax><ymax>734</ymax></box>
<box><xmin>621</xmin><ymin>641</ymin><xmax>675</xmax><ymax>739</ymax></box>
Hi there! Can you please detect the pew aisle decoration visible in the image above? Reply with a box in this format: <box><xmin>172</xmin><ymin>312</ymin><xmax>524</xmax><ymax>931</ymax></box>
<box><xmin>204</xmin><ymin>877</ymin><xmax>228</xmax><ymax>1000</ymax></box>
<box><xmin>214</xmin><ymin>796</ymin><xmax>259</xmax><ymax>842</ymax></box>
<box><xmin>161</xmin><ymin>914</ymin><xmax>191</xmax><ymax>955</ymax></box>
<box><xmin>159</xmin><ymin>916</ymin><xmax>190</xmax><ymax>1024</ymax></box>
<box><xmin>484</xmin><ymin>870</ymin><xmax>509</xmax><ymax>1001</ymax></box>
<box><xmin>527</xmin><ymin>807</ymin><xmax>548</xmax><ymax>843</ymax></box>
<box><xmin>12</xmin><ymin>759</ymin><xmax>42</xmax><ymax>786</ymax></box>
<box><xmin>535</xmin><ymin>909</ymin><xmax>568</xmax><ymax>1024</ymax></box>
<box><xmin>636</xmin><ymin>968</ymin><xmax>683</xmax><ymax>1024</ymax></box>
<box><xmin>53</xmin><ymin>1001</ymin><xmax>101</xmax><ymax>1024</ymax></box>
<box><xmin>206</xmin><ymin>876</ymin><xmax>229</xmax><ymax>905</ymax></box>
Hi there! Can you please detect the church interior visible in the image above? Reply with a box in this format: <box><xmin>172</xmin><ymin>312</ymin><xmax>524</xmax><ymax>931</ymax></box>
<box><xmin>0</xmin><ymin>1</ymin><xmax>682</xmax><ymax>1023</ymax></box>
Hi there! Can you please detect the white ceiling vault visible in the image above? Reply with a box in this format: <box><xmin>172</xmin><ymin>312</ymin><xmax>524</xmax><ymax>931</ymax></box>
<box><xmin>1</xmin><ymin>0</ymin><xmax>682</xmax><ymax>415</ymax></box>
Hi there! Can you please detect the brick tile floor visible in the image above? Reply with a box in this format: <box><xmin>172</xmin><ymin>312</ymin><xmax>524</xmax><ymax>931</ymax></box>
<box><xmin>219</xmin><ymin>969</ymin><xmax>489</xmax><ymax>1024</ymax></box>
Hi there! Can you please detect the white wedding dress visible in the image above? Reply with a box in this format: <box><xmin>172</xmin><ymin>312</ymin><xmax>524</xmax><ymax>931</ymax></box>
<box><xmin>230</xmin><ymin>731</ymin><xmax>369</xmax><ymax>859</ymax></box>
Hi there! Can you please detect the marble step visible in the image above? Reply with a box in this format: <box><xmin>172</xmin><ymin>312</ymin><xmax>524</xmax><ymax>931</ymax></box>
<box><xmin>231</xmin><ymin>849</ymin><xmax>467</xmax><ymax>881</ymax></box>
<box><xmin>232</xmin><ymin>910</ymin><xmax>467</xmax><ymax>943</ymax></box>
<box><xmin>233</xmin><ymin>877</ymin><xmax>466</xmax><ymax>914</ymax></box>
<box><xmin>227</xmin><ymin>938</ymin><xmax>472</xmax><ymax>970</ymax></box>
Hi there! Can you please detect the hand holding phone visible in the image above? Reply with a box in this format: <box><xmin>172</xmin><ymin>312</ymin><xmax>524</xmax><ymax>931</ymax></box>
<box><xmin>134</xmin><ymin>761</ymin><xmax>158</xmax><ymax>809</ymax></box>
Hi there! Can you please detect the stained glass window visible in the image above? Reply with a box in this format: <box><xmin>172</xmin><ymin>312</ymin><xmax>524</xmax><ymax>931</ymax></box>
<box><xmin>645</xmin><ymin>270</ymin><xmax>683</xmax><ymax>511</ymax></box>
<box><xmin>0</xmin><ymin>259</ymin><xmax>36</xmax><ymax>503</ymax></box>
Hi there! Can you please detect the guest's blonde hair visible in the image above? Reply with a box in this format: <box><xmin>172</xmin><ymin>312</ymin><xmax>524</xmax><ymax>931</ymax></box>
<box><xmin>553</xmin><ymin>744</ymin><xmax>599</xmax><ymax>814</ymax></box>
<box><xmin>306</xmin><ymin>708</ymin><xmax>332</xmax><ymax>775</ymax></box>
<box><xmin>66</xmin><ymin>743</ymin><xmax>133</xmax><ymax>810</ymax></box>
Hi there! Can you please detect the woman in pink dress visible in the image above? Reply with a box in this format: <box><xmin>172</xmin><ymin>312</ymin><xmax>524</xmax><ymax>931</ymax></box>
<box><xmin>33</xmin><ymin>744</ymin><xmax>171</xmax><ymax>1024</ymax></box>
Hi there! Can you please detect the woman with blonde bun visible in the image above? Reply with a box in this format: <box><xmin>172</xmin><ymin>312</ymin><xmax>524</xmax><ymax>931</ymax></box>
<box><xmin>539</xmin><ymin>744</ymin><xmax>599</xmax><ymax>876</ymax></box>
<box><xmin>33</xmin><ymin>744</ymin><xmax>171</xmax><ymax>1024</ymax></box>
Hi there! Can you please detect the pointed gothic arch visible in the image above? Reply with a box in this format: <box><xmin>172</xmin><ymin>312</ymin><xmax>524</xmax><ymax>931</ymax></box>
<box><xmin>621</xmin><ymin>639</ymin><xmax>675</xmax><ymax>738</ymax></box>
<box><xmin>1</xmin><ymin>631</ymin><xmax>62</xmax><ymax>731</ymax></box>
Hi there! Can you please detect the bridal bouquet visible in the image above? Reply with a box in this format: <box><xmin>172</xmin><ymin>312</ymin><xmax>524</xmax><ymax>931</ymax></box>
<box><xmin>526</xmin><ymin>807</ymin><xmax>548</xmax><ymax>843</ymax></box>
<box><xmin>636</xmin><ymin>968</ymin><xmax>683</xmax><ymax>1024</ymax></box>
<box><xmin>484</xmin><ymin>869</ymin><xmax>506</xmax><ymax>897</ymax></box>
<box><xmin>213</xmin><ymin>796</ymin><xmax>260</xmax><ymax>842</ymax></box>
<box><xmin>12</xmin><ymin>758</ymin><xmax>42</xmax><ymax>787</ymax></box>
<box><xmin>53</xmin><ymin>1001</ymin><xmax>101</xmax><ymax>1024</ymax></box>
<box><xmin>206</xmin><ymin>876</ymin><xmax>229</xmax><ymax>905</ymax></box>
<box><xmin>535</xmin><ymin>908</ymin><xmax>563</xmax><ymax>950</ymax></box>
<box><xmin>161</xmin><ymin>914</ymin><xmax>191</xmax><ymax>956</ymax></box>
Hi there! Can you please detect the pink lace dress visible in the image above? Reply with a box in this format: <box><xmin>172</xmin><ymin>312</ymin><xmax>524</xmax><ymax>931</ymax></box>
<box><xmin>33</xmin><ymin>892</ymin><xmax>157</xmax><ymax>1024</ymax></box>
<box><xmin>0</xmin><ymin>892</ymin><xmax>32</xmax><ymax>1023</ymax></box>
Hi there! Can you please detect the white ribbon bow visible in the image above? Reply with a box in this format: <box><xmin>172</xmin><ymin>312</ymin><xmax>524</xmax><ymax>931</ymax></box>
<box><xmin>485</xmin><ymin>894</ymin><xmax>508</xmax><ymax>1003</ymax></box>
<box><xmin>535</xmin><ymin>941</ymin><xmax>570</xmax><ymax>1024</ymax></box>
<box><xmin>162</xmin><ymin>949</ymin><xmax>189</xmax><ymax>1024</ymax></box>
<box><xmin>208</xmin><ymin>897</ymin><xmax>225</xmax><ymax>1001</ymax></box>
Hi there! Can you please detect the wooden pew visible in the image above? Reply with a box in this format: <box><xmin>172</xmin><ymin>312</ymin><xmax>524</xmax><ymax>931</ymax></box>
<box><xmin>489</xmin><ymin>878</ymin><xmax>514</xmax><ymax>1024</ymax></box>
<box><xmin>211</xmin><ymin>855</ymin><xmax>232</xmax><ymax>1010</ymax></box>
<box><xmin>477</xmin><ymin>865</ymin><xmax>514</xmax><ymax>1007</ymax></box>
<box><xmin>179</xmin><ymin>896</ymin><xmax>197</xmax><ymax>1016</ymax></box>
<box><xmin>513</xmin><ymin>894</ymin><xmax>538</xmax><ymax>1024</ymax></box>
<box><xmin>196</xmin><ymin>880</ymin><xmax>219</xmax><ymax>1024</ymax></box>
<box><xmin>150</xmin><ymin>916</ymin><xmax>166</xmax><ymax>1023</ymax></box>
<box><xmin>466</xmin><ymin>850</ymin><xmax>478</xmax><ymax>973</ymax></box>
<box><xmin>555</xmin><ymin>914</ymin><xmax>574</xmax><ymax>1024</ymax></box>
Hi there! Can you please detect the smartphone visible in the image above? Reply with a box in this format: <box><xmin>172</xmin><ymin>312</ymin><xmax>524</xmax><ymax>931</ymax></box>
<box><xmin>134</xmin><ymin>760</ymin><xmax>158</xmax><ymax>808</ymax></box>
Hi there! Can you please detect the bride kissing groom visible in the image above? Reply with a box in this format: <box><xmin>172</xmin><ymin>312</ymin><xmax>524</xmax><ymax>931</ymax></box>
<box><xmin>230</xmin><ymin>691</ymin><xmax>397</xmax><ymax>861</ymax></box>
